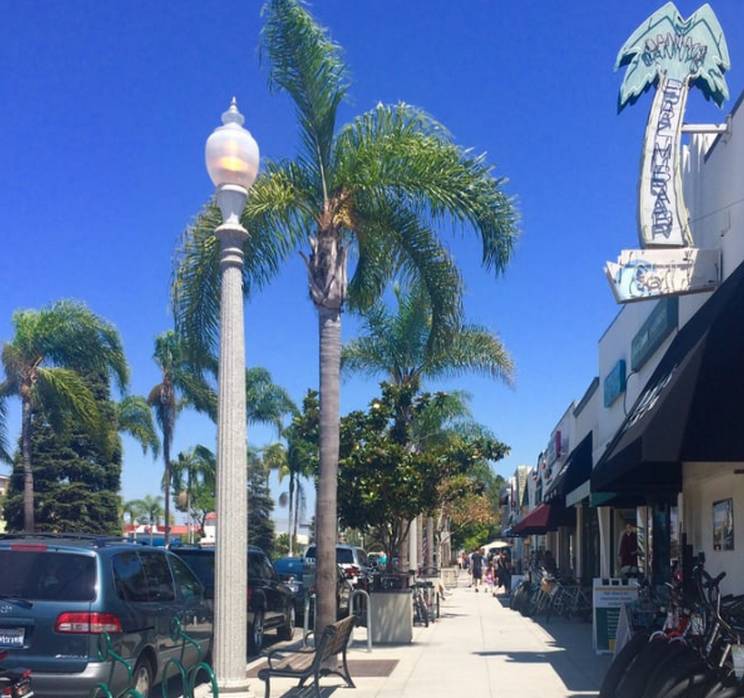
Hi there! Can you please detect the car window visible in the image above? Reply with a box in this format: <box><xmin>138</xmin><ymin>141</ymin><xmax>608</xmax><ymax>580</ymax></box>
<box><xmin>0</xmin><ymin>550</ymin><xmax>96</xmax><ymax>601</ymax></box>
<box><xmin>355</xmin><ymin>549</ymin><xmax>368</xmax><ymax>566</ymax></box>
<box><xmin>169</xmin><ymin>555</ymin><xmax>203</xmax><ymax>600</ymax></box>
<box><xmin>140</xmin><ymin>552</ymin><xmax>175</xmax><ymax>602</ymax></box>
<box><xmin>176</xmin><ymin>553</ymin><xmax>214</xmax><ymax>589</ymax></box>
<box><xmin>248</xmin><ymin>553</ymin><xmax>265</xmax><ymax>580</ymax></box>
<box><xmin>304</xmin><ymin>546</ymin><xmax>316</xmax><ymax>560</ymax></box>
<box><xmin>113</xmin><ymin>551</ymin><xmax>149</xmax><ymax>603</ymax></box>
<box><xmin>261</xmin><ymin>557</ymin><xmax>276</xmax><ymax>580</ymax></box>
<box><xmin>336</xmin><ymin>548</ymin><xmax>354</xmax><ymax>564</ymax></box>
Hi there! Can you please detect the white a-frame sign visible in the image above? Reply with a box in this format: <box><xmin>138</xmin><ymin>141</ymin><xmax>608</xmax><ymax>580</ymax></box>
<box><xmin>605</xmin><ymin>2</ymin><xmax>730</xmax><ymax>303</ymax></box>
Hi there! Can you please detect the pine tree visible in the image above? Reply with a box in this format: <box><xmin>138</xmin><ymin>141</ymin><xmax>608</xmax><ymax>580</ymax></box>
<box><xmin>247</xmin><ymin>458</ymin><xmax>275</xmax><ymax>556</ymax></box>
<box><xmin>4</xmin><ymin>370</ymin><xmax>122</xmax><ymax>534</ymax></box>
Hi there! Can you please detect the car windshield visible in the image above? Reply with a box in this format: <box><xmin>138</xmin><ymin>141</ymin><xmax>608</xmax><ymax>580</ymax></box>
<box><xmin>305</xmin><ymin>547</ymin><xmax>356</xmax><ymax>565</ymax></box>
<box><xmin>274</xmin><ymin>558</ymin><xmax>304</xmax><ymax>576</ymax></box>
<box><xmin>0</xmin><ymin>550</ymin><xmax>96</xmax><ymax>601</ymax></box>
<box><xmin>176</xmin><ymin>552</ymin><xmax>215</xmax><ymax>587</ymax></box>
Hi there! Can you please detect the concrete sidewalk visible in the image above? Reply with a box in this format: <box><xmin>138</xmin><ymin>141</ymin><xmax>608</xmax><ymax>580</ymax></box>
<box><xmin>238</xmin><ymin>578</ymin><xmax>609</xmax><ymax>698</ymax></box>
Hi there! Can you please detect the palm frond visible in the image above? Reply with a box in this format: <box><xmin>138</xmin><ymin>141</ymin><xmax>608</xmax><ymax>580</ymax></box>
<box><xmin>172</xmin><ymin>163</ymin><xmax>309</xmax><ymax>360</ymax></box>
<box><xmin>117</xmin><ymin>395</ymin><xmax>161</xmax><ymax>457</ymax></box>
<box><xmin>427</xmin><ymin>325</ymin><xmax>514</xmax><ymax>385</ymax></box>
<box><xmin>36</xmin><ymin>300</ymin><xmax>129</xmax><ymax>393</ymax></box>
<box><xmin>261</xmin><ymin>0</ymin><xmax>348</xmax><ymax>195</ymax></box>
<box><xmin>34</xmin><ymin>367</ymin><xmax>101</xmax><ymax>434</ymax></box>
<box><xmin>335</xmin><ymin>102</ymin><xmax>519</xmax><ymax>274</ymax></box>
<box><xmin>246</xmin><ymin>367</ymin><xmax>297</xmax><ymax>429</ymax></box>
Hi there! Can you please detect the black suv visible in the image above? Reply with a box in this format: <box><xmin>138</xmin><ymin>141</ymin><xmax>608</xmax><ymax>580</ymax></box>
<box><xmin>173</xmin><ymin>546</ymin><xmax>295</xmax><ymax>654</ymax></box>
<box><xmin>0</xmin><ymin>534</ymin><xmax>211</xmax><ymax>698</ymax></box>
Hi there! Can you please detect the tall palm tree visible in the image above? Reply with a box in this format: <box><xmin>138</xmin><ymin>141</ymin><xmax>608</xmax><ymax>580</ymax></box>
<box><xmin>172</xmin><ymin>0</ymin><xmax>517</xmax><ymax>631</ymax></box>
<box><xmin>0</xmin><ymin>396</ymin><xmax>10</xmax><ymax>464</ymax></box>
<box><xmin>0</xmin><ymin>300</ymin><xmax>129</xmax><ymax>531</ymax></box>
<box><xmin>122</xmin><ymin>498</ymin><xmax>145</xmax><ymax>530</ymax></box>
<box><xmin>115</xmin><ymin>396</ymin><xmax>160</xmax><ymax>458</ymax></box>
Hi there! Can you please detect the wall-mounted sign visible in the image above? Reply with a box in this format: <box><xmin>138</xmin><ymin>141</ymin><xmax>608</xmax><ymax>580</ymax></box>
<box><xmin>631</xmin><ymin>297</ymin><xmax>678</xmax><ymax>371</ymax></box>
<box><xmin>713</xmin><ymin>498</ymin><xmax>734</xmax><ymax>551</ymax></box>
<box><xmin>606</xmin><ymin>248</ymin><xmax>720</xmax><ymax>303</ymax></box>
<box><xmin>604</xmin><ymin>359</ymin><xmax>627</xmax><ymax>407</ymax></box>
<box><xmin>604</xmin><ymin>2</ymin><xmax>730</xmax><ymax>303</ymax></box>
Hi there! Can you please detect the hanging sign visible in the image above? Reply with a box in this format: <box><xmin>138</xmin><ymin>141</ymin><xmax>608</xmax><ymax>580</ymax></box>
<box><xmin>604</xmin><ymin>2</ymin><xmax>730</xmax><ymax>302</ymax></box>
<box><xmin>605</xmin><ymin>247</ymin><xmax>720</xmax><ymax>303</ymax></box>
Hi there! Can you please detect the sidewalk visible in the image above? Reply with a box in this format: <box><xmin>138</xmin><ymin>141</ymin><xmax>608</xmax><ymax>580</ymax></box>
<box><xmin>236</xmin><ymin>577</ymin><xmax>609</xmax><ymax>698</ymax></box>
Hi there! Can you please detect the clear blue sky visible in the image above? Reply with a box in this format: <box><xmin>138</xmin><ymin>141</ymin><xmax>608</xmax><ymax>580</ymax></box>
<box><xmin>2</xmin><ymin>1</ymin><xmax>742</xmax><ymax>524</ymax></box>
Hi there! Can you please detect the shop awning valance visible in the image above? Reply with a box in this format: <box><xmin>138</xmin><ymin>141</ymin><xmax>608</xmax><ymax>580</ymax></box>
<box><xmin>543</xmin><ymin>432</ymin><xmax>593</xmax><ymax>504</ymax></box>
<box><xmin>511</xmin><ymin>502</ymin><xmax>574</xmax><ymax>536</ymax></box>
<box><xmin>592</xmin><ymin>258</ymin><xmax>744</xmax><ymax>494</ymax></box>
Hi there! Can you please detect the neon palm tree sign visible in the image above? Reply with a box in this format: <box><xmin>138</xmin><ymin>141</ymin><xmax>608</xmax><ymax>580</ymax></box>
<box><xmin>605</xmin><ymin>2</ymin><xmax>731</xmax><ymax>303</ymax></box>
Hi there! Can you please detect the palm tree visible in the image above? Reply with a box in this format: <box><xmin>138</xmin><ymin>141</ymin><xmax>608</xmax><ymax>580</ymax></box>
<box><xmin>115</xmin><ymin>396</ymin><xmax>160</xmax><ymax>458</ymax></box>
<box><xmin>172</xmin><ymin>446</ymin><xmax>216</xmax><ymax>544</ymax></box>
<box><xmin>343</xmin><ymin>281</ymin><xmax>513</xmax><ymax>393</ymax></box>
<box><xmin>122</xmin><ymin>498</ymin><xmax>145</xmax><ymax>534</ymax></box>
<box><xmin>0</xmin><ymin>396</ymin><xmax>10</xmax><ymax>464</ymax></box>
<box><xmin>0</xmin><ymin>300</ymin><xmax>128</xmax><ymax>531</ymax></box>
<box><xmin>147</xmin><ymin>331</ymin><xmax>215</xmax><ymax>545</ymax></box>
<box><xmin>137</xmin><ymin>494</ymin><xmax>164</xmax><ymax>543</ymax></box>
<box><xmin>343</xmin><ymin>282</ymin><xmax>513</xmax><ymax>567</ymax></box>
<box><xmin>172</xmin><ymin>0</ymin><xmax>517</xmax><ymax>632</ymax></box>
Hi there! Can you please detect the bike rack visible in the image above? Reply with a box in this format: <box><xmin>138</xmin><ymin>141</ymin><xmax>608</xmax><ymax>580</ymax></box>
<box><xmin>302</xmin><ymin>593</ymin><xmax>316</xmax><ymax>648</ymax></box>
<box><xmin>349</xmin><ymin>589</ymin><xmax>372</xmax><ymax>653</ymax></box>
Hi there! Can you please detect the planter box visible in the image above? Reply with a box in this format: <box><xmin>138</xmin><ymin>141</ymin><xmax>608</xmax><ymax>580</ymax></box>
<box><xmin>369</xmin><ymin>591</ymin><xmax>413</xmax><ymax>644</ymax></box>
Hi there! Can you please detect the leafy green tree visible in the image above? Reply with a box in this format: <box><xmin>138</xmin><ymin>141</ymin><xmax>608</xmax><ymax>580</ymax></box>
<box><xmin>4</xmin><ymin>370</ymin><xmax>125</xmax><ymax>534</ymax></box>
<box><xmin>0</xmin><ymin>300</ymin><xmax>129</xmax><ymax>531</ymax></box>
<box><xmin>274</xmin><ymin>532</ymin><xmax>290</xmax><ymax>558</ymax></box>
<box><xmin>248</xmin><ymin>456</ymin><xmax>275</xmax><ymax>556</ymax></box>
<box><xmin>172</xmin><ymin>446</ymin><xmax>216</xmax><ymax>543</ymax></box>
<box><xmin>172</xmin><ymin>0</ymin><xmax>517</xmax><ymax>630</ymax></box>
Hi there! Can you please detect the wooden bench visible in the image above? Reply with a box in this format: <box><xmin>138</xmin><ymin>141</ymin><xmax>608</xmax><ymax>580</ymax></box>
<box><xmin>257</xmin><ymin>614</ymin><xmax>357</xmax><ymax>698</ymax></box>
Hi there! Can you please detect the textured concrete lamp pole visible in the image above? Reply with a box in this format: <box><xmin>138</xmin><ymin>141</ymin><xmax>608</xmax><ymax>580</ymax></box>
<box><xmin>205</xmin><ymin>98</ymin><xmax>259</xmax><ymax>697</ymax></box>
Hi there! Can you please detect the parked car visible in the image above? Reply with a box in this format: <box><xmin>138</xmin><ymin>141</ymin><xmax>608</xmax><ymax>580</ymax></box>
<box><xmin>303</xmin><ymin>544</ymin><xmax>370</xmax><ymax>586</ymax></box>
<box><xmin>0</xmin><ymin>533</ymin><xmax>211</xmax><ymax>698</ymax></box>
<box><xmin>273</xmin><ymin>557</ymin><xmax>352</xmax><ymax>621</ymax></box>
<box><xmin>173</xmin><ymin>545</ymin><xmax>295</xmax><ymax>654</ymax></box>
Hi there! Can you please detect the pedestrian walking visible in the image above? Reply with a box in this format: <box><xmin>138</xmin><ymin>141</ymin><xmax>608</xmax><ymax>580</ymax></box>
<box><xmin>485</xmin><ymin>561</ymin><xmax>496</xmax><ymax>597</ymax></box>
<box><xmin>470</xmin><ymin>548</ymin><xmax>486</xmax><ymax>592</ymax></box>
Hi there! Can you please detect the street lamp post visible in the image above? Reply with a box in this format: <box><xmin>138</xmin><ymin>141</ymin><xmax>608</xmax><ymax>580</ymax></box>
<box><xmin>205</xmin><ymin>97</ymin><xmax>259</xmax><ymax>697</ymax></box>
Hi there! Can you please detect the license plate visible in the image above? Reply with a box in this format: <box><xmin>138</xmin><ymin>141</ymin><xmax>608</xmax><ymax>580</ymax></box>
<box><xmin>0</xmin><ymin>628</ymin><xmax>24</xmax><ymax>648</ymax></box>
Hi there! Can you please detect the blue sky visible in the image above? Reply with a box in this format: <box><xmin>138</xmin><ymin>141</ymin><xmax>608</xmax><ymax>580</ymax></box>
<box><xmin>1</xmin><ymin>1</ymin><xmax>742</xmax><ymax>525</ymax></box>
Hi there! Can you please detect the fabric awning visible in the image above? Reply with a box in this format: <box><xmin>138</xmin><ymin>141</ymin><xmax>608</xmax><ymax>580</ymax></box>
<box><xmin>511</xmin><ymin>503</ymin><xmax>575</xmax><ymax>536</ymax></box>
<box><xmin>543</xmin><ymin>433</ymin><xmax>593</xmax><ymax>504</ymax></box>
<box><xmin>592</xmin><ymin>259</ymin><xmax>744</xmax><ymax>494</ymax></box>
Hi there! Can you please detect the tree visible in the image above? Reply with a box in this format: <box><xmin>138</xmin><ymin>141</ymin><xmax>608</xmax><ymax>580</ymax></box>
<box><xmin>3</xmin><ymin>368</ymin><xmax>137</xmax><ymax>534</ymax></box>
<box><xmin>274</xmin><ymin>532</ymin><xmax>290</xmax><ymax>557</ymax></box>
<box><xmin>337</xmin><ymin>384</ymin><xmax>508</xmax><ymax>565</ymax></box>
<box><xmin>172</xmin><ymin>446</ymin><xmax>215</xmax><ymax>544</ymax></box>
<box><xmin>137</xmin><ymin>494</ymin><xmax>164</xmax><ymax>530</ymax></box>
<box><xmin>173</xmin><ymin>0</ymin><xmax>517</xmax><ymax>632</ymax></box>
<box><xmin>123</xmin><ymin>499</ymin><xmax>145</xmax><ymax>527</ymax></box>
<box><xmin>0</xmin><ymin>300</ymin><xmax>129</xmax><ymax>531</ymax></box>
<box><xmin>247</xmin><ymin>455</ymin><xmax>275</xmax><ymax>556</ymax></box>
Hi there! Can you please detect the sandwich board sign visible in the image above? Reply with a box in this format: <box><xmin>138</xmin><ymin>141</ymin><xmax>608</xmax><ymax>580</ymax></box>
<box><xmin>605</xmin><ymin>2</ymin><xmax>730</xmax><ymax>303</ymax></box>
<box><xmin>593</xmin><ymin>578</ymin><xmax>640</xmax><ymax>654</ymax></box>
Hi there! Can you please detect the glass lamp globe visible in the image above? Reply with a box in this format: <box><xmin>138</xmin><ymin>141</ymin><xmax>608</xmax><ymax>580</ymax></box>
<box><xmin>205</xmin><ymin>98</ymin><xmax>260</xmax><ymax>190</ymax></box>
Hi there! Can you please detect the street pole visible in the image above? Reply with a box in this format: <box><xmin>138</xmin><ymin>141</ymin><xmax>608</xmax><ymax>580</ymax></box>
<box><xmin>205</xmin><ymin>98</ymin><xmax>259</xmax><ymax>698</ymax></box>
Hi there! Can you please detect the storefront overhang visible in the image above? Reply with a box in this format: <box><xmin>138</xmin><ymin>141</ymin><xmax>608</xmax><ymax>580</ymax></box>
<box><xmin>511</xmin><ymin>502</ymin><xmax>575</xmax><ymax>536</ymax></box>
<box><xmin>544</xmin><ymin>433</ymin><xmax>593</xmax><ymax>504</ymax></box>
<box><xmin>592</xmin><ymin>259</ymin><xmax>744</xmax><ymax>494</ymax></box>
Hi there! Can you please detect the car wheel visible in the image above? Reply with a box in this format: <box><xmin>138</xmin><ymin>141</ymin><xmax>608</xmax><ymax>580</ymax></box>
<box><xmin>277</xmin><ymin>604</ymin><xmax>295</xmax><ymax>641</ymax></box>
<box><xmin>133</xmin><ymin>655</ymin><xmax>154</xmax><ymax>697</ymax></box>
<box><xmin>248</xmin><ymin>609</ymin><xmax>264</xmax><ymax>655</ymax></box>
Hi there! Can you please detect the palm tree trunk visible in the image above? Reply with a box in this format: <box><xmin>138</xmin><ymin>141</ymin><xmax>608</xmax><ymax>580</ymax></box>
<box><xmin>163</xmin><ymin>435</ymin><xmax>172</xmax><ymax>545</ymax></box>
<box><xmin>21</xmin><ymin>396</ymin><xmax>34</xmax><ymax>532</ymax></box>
<box><xmin>316</xmin><ymin>305</ymin><xmax>341</xmax><ymax>635</ymax></box>
<box><xmin>288</xmin><ymin>472</ymin><xmax>295</xmax><ymax>556</ymax></box>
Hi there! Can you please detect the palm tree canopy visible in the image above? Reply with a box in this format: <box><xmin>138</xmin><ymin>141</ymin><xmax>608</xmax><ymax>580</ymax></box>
<box><xmin>172</xmin><ymin>0</ymin><xmax>518</xmax><ymax>357</ymax></box>
<box><xmin>171</xmin><ymin>446</ymin><xmax>216</xmax><ymax>494</ymax></box>
<box><xmin>138</xmin><ymin>494</ymin><xmax>164</xmax><ymax>524</ymax></box>
<box><xmin>342</xmin><ymin>282</ymin><xmax>513</xmax><ymax>387</ymax></box>
<box><xmin>116</xmin><ymin>396</ymin><xmax>160</xmax><ymax>457</ymax></box>
<box><xmin>2</xmin><ymin>300</ymin><xmax>129</xmax><ymax>395</ymax></box>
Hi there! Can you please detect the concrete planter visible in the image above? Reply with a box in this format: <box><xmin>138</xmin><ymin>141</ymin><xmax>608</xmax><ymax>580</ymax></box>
<box><xmin>369</xmin><ymin>591</ymin><xmax>413</xmax><ymax>644</ymax></box>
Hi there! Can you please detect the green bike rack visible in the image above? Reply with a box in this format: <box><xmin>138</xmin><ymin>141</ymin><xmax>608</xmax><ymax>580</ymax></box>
<box><xmin>90</xmin><ymin>618</ymin><xmax>218</xmax><ymax>698</ymax></box>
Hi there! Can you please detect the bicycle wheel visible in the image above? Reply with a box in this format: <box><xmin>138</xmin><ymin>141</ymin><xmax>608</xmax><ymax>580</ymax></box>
<box><xmin>642</xmin><ymin>642</ymin><xmax>694</xmax><ymax>698</ymax></box>
<box><xmin>599</xmin><ymin>631</ymin><xmax>650</xmax><ymax>698</ymax></box>
<box><xmin>616</xmin><ymin>636</ymin><xmax>676</xmax><ymax>698</ymax></box>
<box><xmin>657</xmin><ymin>658</ymin><xmax>709</xmax><ymax>698</ymax></box>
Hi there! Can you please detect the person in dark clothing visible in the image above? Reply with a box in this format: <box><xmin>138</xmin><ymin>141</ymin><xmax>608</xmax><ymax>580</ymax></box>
<box><xmin>618</xmin><ymin>522</ymin><xmax>639</xmax><ymax>577</ymax></box>
<box><xmin>543</xmin><ymin>550</ymin><xmax>557</xmax><ymax>575</ymax></box>
<box><xmin>470</xmin><ymin>548</ymin><xmax>486</xmax><ymax>591</ymax></box>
